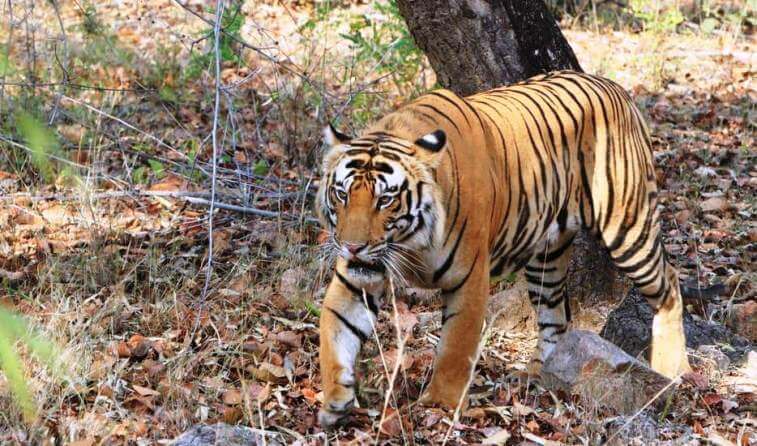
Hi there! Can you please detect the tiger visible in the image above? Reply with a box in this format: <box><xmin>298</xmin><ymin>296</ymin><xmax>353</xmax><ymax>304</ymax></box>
<box><xmin>315</xmin><ymin>70</ymin><xmax>692</xmax><ymax>428</ymax></box>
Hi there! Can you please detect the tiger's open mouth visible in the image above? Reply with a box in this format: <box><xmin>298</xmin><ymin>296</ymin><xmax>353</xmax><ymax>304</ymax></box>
<box><xmin>346</xmin><ymin>259</ymin><xmax>385</xmax><ymax>276</ymax></box>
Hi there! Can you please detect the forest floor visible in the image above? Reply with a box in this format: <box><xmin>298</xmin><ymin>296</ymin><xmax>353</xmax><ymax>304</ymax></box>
<box><xmin>0</xmin><ymin>1</ymin><xmax>755</xmax><ymax>444</ymax></box>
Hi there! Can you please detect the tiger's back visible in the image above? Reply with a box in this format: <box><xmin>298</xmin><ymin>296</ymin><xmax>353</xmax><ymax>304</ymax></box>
<box><xmin>368</xmin><ymin>71</ymin><xmax>657</xmax><ymax>282</ymax></box>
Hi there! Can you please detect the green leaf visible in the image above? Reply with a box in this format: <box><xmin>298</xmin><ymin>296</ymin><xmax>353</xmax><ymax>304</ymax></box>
<box><xmin>0</xmin><ymin>49</ymin><xmax>15</xmax><ymax>77</ymax></box>
<box><xmin>253</xmin><ymin>160</ymin><xmax>268</xmax><ymax>176</ymax></box>
<box><xmin>17</xmin><ymin>113</ymin><xmax>60</xmax><ymax>183</ymax></box>
<box><xmin>133</xmin><ymin>166</ymin><xmax>149</xmax><ymax>184</ymax></box>
<box><xmin>304</xmin><ymin>300</ymin><xmax>321</xmax><ymax>318</ymax></box>
<box><xmin>701</xmin><ymin>17</ymin><xmax>719</xmax><ymax>34</ymax></box>
<box><xmin>148</xmin><ymin>159</ymin><xmax>165</xmax><ymax>179</ymax></box>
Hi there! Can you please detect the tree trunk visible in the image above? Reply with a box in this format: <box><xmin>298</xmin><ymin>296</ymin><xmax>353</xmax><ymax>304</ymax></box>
<box><xmin>395</xmin><ymin>0</ymin><xmax>582</xmax><ymax>96</ymax></box>
<box><xmin>396</xmin><ymin>0</ymin><xmax>627</xmax><ymax>306</ymax></box>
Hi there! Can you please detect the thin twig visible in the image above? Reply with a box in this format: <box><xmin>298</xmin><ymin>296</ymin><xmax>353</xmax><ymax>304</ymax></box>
<box><xmin>194</xmin><ymin>0</ymin><xmax>225</xmax><ymax>340</ymax></box>
<box><xmin>0</xmin><ymin>81</ymin><xmax>154</xmax><ymax>92</ymax></box>
<box><xmin>59</xmin><ymin>95</ymin><xmax>192</xmax><ymax>166</ymax></box>
<box><xmin>605</xmin><ymin>375</ymin><xmax>682</xmax><ymax>444</ymax></box>
<box><xmin>47</xmin><ymin>0</ymin><xmax>69</xmax><ymax>125</ymax></box>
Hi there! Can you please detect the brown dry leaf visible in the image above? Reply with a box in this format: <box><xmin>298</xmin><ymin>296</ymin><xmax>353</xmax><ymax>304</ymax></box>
<box><xmin>116</xmin><ymin>342</ymin><xmax>131</xmax><ymax>358</ymax></box>
<box><xmin>674</xmin><ymin>209</ymin><xmax>690</xmax><ymax>224</ymax></box>
<box><xmin>301</xmin><ymin>387</ymin><xmax>317</xmax><ymax>404</ymax></box>
<box><xmin>701</xmin><ymin>197</ymin><xmax>728</xmax><ymax>213</ymax></box>
<box><xmin>526</xmin><ymin>419</ymin><xmax>540</xmax><ymax>433</ymax></box>
<box><xmin>482</xmin><ymin>428</ymin><xmax>511</xmax><ymax>445</ymax></box>
<box><xmin>212</xmin><ymin>229</ymin><xmax>232</xmax><ymax>255</ymax></box>
<box><xmin>132</xmin><ymin>384</ymin><xmax>160</xmax><ymax>397</ymax></box>
<box><xmin>223</xmin><ymin>406</ymin><xmax>243</xmax><ymax>424</ymax></box>
<box><xmin>69</xmin><ymin>438</ymin><xmax>96</xmax><ymax>446</ymax></box>
<box><xmin>41</xmin><ymin>204</ymin><xmax>73</xmax><ymax>225</ymax></box>
<box><xmin>222</xmin><ymin>389</ymin><xmax>242</xmax><ymax>405</ymax></box>
<box><xmin>248</xmin><ymin>363</ymin><xmax>286</xmax><ymax>383</ymax></box>
<box><xmin>378</xmin><ymin>348</ymin><xmax>414</xmax><ymax>372</ymax></box>
<box><xmin>247</xmin><ymin>382</ymin><xmax>271</xmax><ymax>404</ymax></box>
<box><xmin>513</xmin><ymin>401</ymin><xmax>535</xmax><ymax>417</ymax></box>
<box><xmin>275</xmin><ymin>330</ymin><xmax>302</xmax><ymax>348</ymax></box>
<box><xmin>395</xmin><ymin>301</ymin><xmax>419</xmax><ymax>334</ymax></box>
<box><xmin>234</xmin><ymin>150</ymin><xmax>248</xmax><ymax>163</ymax></box>
<box><xmin>148</xmin><ymin>174</ymin><xmax>186</xmax><ymax>192</ymax></box>
<box><xmin>379</xmin><ymin>408</ymin><xmax>403</xmax><ymax>437</ymax></box>
<box><xmin>683</xmin><ymin>372</ymin><xmax>709</xmax><ymax>390</ymax></box>
<box><xmin>702</xmin><ymin>393</ymin><xmax>723</xmax><ymax>407</ymax></box>
<box><xmin>229</xmin><ymin>271</ymin><xmax>255</xmax><ymax>294</ymax></box>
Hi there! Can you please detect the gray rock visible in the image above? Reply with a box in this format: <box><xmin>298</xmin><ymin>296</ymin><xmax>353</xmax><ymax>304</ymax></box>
<box><xmin>725</xmin><ymin>301</ymin><xmax>757</xmax><ymax>343</ymax></box>
<box><xmin>604</xmin><ymin>414</ymin><xmax>694</xmax><ymax>446</ymax></box>
<box><xmin>600</xmin><ymin>288</ymin><xmax>752</xmax><ymax>362</ymax></box>
<box><xmin>695</xmin><ymin>344</ymin><xmax>731</xmax><ymax>370</ymax></box>
<box><xmin>541</xmin><ymin>330</ymin><xmax>673</xmax><ymax>414</ymax></box>
<box><xmin>604</xmin><ymin>413</ymin><xmax>658</xmax><ymax>445</ymax></box>
<box><xmin>170</xmin><ymin>424</ymin><xmax>283</xmax><ymax>446</ymax></box>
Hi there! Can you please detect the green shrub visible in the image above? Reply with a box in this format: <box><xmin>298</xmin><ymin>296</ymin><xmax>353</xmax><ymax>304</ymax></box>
<box><xmin>0</xmin><ymin>309</ymin><xmax>59</xmax><ymax>422</ymax></box>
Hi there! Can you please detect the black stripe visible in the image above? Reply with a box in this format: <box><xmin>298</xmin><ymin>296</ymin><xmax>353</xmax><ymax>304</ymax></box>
<box><xmin>441</xmin><ymin>310</ymin><xmax>458</xmax><ymax>325</ymax></box>
<box><xmin>415</xmin><ymin>103</ymin><xmax>462</xmax><ymax>134</ymax></box>
<box><xmin>442</xmin><ymin>150</ymin><xmax>462</xmax><ymax>246</ymax></box>
<box><xmin>525</xmin><ymin>274</ymin><xmax>567</xmax><ymax>289</ymax></box>
<box><xmin>336</xmin><ymin>272</ymin><xmax>378</xmax><ymax>315</ymax></box>
<box><xmin>326</xmin><ymin>307</ymin><xmax>368</xmax><ymax>342</ymax></box>
<box><xmin>434</xmin><ymin>218</ymin><xmax>468</xmax><ymax>282</ymax></box>
<box><xmin>429</xmin><ymin>90</ymin><xmax>472</xmax><ymax>127</ymax></box>
<box><xmin>525</xmin><ymin>264</ymin><xmax>556</xmax><ymax>273</ymax></box>
<box><xmin>441</xmin><ymin>250</ymin><xmax>479</xmax><ymax>294</ymax></box>
<box><xmin>536</xmin><ymin>235</ymin><xmax>575</xmax><ymax>263</ymax></box>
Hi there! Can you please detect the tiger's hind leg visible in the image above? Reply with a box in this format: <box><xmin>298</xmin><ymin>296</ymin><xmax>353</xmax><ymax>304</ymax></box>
<box><xmin>602</xmin><ymin>221</ymin><xmax>691</xmax><ymax>378</ymax></box>
<box><xmin>525</xmin><ymin>230</ymin><xmax>575</xmax><ymax>375</ymax></box>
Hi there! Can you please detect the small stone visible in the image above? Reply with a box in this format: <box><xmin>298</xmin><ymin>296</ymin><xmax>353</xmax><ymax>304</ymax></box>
<box><xmin>694</xmin><ymin>166</ymin><xmax>717</xmax><ymax>177</ymax></box>
<box><xmin>700</xmin><ymin>197</ymin><xmax>728</xmax><ymax>213</ymax></box>
<box><xmin>726</xmin><ymin>301</ymin><xmax>757</xmax><ymax>342</ymax></box>
<box><xmin>604</xmin><ymin>413</ymin><xmax>658</xmax><ymax>446</ymax></box>
<box><xmin>488</xmin><ymin>281</ymin><xmax>535</xmax><ymax>332</ymax></box>
<box><xmin>696</xmin><ymin>345</ymin><xmax>731</xmax><ymax>370</ymax></box>
<box><xmin>541</xmin><ymin>330</ymin><xmax>672</xmax><ymax>414</ymax></box>
<box><xmin>170</xmin><ymin>423</ymin><xmax>282</xmax><ymax>446</ymax></box>
<box><xmin>279</xmin><ymin>267</ymin><xmax>306</xmax><ymax>300</ymax></box>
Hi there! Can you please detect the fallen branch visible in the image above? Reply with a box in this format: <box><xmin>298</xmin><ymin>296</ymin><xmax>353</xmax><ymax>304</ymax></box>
<box><xmin>0</xmin><ymin>189</ymin><xmax>309</xmax><ymax>203</ymax></box>
<box><xmin>182</xmin><ymin>195</ymin><xmax>317</xmax><ymax>224</ymax></box>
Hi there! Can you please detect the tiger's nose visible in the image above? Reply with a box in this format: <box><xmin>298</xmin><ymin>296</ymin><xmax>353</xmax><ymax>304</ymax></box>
<box><xmin>344</xmin><ymin>243</ymin><xmax>364</xmax><ymax>255</ymax></box>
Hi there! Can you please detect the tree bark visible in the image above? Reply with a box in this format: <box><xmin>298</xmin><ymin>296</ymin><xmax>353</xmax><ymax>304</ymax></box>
<box><xmin>396</xmin><ymin>0</ymin><xmax>625</xmax><ymax>305</ymax></box>
<box><xmin>395</xmin><ymin>0</ymin><xmax>582</xmax><ymax>96</ymax></box>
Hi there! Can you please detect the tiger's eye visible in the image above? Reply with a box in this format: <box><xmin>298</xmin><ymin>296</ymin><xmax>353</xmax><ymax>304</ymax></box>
<box><xmin>335</xmin><ymin>189</ymin><xmax>347</xmax><ymax>202</ymax></box>
<box><xmin>378</xmin><ymin>195</ymin><xmax>393</xmax><ymax>207</ymax></box>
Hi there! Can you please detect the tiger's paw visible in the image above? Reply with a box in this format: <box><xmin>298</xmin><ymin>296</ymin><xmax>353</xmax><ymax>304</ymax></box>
<box><xmin>418</xmin><ymin>386</ymin><xmax>468</xmax><ymax>411</ymax></box>
<box><xmin>318</xmin><ymin>398</ymin><xmax>355</xmax><ymax>429</ymax></box>
<box><xmin>651</xmin><ymin>351</ymin><xmax>692</xmax><ymax>379</ymax></box>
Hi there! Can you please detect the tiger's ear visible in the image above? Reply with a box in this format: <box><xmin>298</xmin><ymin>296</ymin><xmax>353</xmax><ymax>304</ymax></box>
<box><xmin>414</xmin><ymin>130</ymin><xmax>447</xmax><ymax>167</ymax></box>
<box><xmin>414</xmin><ymin>130</ymin><xmax>446</xmax><ymax>153</ymax></box>
<box><xmin>323</xmin><ymin>123</ymin><xmax>351</xmax><ymax>147</ymax></box>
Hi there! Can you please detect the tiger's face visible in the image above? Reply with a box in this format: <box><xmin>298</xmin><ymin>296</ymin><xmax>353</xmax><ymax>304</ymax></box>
<box><xmin>317</xmin><ymin>125</ymin><xmax>447</xmax><ymax>281</ymax></box>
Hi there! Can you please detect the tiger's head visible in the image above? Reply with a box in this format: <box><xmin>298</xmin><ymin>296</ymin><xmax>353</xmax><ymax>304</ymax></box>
<box><xmin>316</xmin><ymin>123</ymin><xmax>447</xmax><ymax>282</ymax></box>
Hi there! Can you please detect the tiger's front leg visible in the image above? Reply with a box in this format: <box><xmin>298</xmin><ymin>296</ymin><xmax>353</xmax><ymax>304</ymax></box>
<box><xmin>420</xmin><ymin>253</ymin><xmax>489</xmax><ymax>409</ymax></box>
<box><xmin>318</xmin><ymin>260</ymin><xmax>383</xmax><ymax>428</ymax></box>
